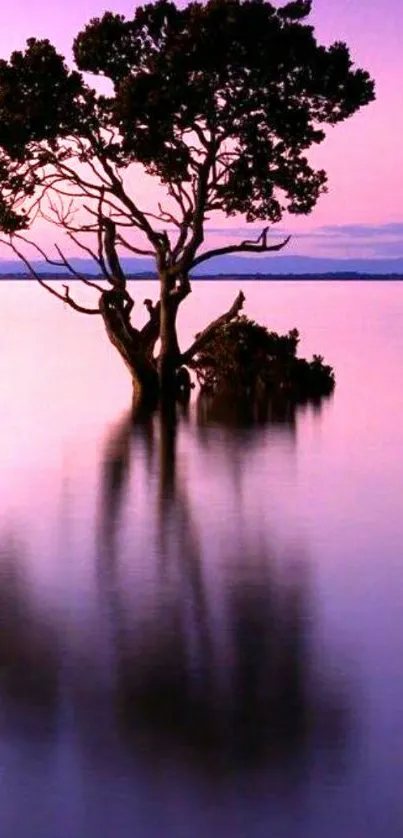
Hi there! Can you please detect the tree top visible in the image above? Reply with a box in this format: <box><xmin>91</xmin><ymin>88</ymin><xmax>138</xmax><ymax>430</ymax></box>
<box><xmin>0</xmin><ymin>1</ymin><xmax>375</xmax><ymax>244</ymax></box>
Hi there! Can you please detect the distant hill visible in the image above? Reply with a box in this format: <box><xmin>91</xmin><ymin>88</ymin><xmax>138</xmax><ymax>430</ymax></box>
<box><xmin>1</xmin><ymin>254</ymin><xmax>403</xmax><ymax>277</ymax></box>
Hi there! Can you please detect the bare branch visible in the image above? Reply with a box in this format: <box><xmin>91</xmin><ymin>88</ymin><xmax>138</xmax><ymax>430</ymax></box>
<box><xmin>190</xmin><ymin>229</ymin><xmax>291</xmax><ymax>270</ymax></box>
<box><xmin>171</xmin><ymin>208</ymin><xmax>193</xmax><ymax>262</ymax></box>
<box><xmin>179</xmin><ymin>143</ymin><xmax>217</xmax><ymax>272</ymax></box>
<box><xmin>116</xmin><ymin>234</ymin><xmax>155</xmax><ymax>258</ymax></box>
<box><xmin>74</xmin><ymin>136</ymin><xmax>112</xmax><ymax>187</ymax></box>
<box><xmin>181</xmin><ymin>290</ymin><xmax>245</xmax><ymax>364</ymax></box>
<box><xmin>14</xmin><ymin>234</ymin><xmax>64</xmax><ymax>268</ymax></box>
<box><xmin>50</xmin><ymin>159</ymin><xmax>108</xmax><ymax>197</ymax></box>
<box><xmin>0</xmin><ymin>238</ymin><xmax>101</xmax><ymax>315</ymax></box>
<box><xmin>83</xmin><ymin>200</ymin><xmax>135</xmax><ymax>225</ymax></box>
<box><xmin>54</xmin><ymin>244</ymin><xmax>105</xmax><ymax>291</ymax></box>
<box><xmin>66</xmin><ymin>232</ymin><xmax>109</xmax><ymax>282</ymax></box>
<box><xmin>157</xmin><ymin>202</ymin><xmax>181</xmax><ymax>227</ymax></box>
<box><xmin>169</xmin><ymin>180</ymin><xmax>194</xmax><ymax>215</ymax></box>
<box><xmin>94</xmin><ymin>152</ymin><xmax>163</xmax><ymax>254</ymax></box>
<box><xmin>13</xmin><ymin>232</ymin><xmax>103</xmax><ymax>289</ymax></box>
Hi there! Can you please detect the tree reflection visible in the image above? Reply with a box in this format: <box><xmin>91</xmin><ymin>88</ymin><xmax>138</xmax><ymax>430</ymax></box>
<box><xmin>196</xmin><ymin>387</ymin><xmax>333</xmax><ymax>429</ymax></box>
<box><xmin>0</xmin><ymin>403</ymin><xmax>348</xmax><ymax>781</ymax></box>
<box><xmin>0</xmin><ymin>534</ymin><xmax>59</xmax><ymax>737</ymax></box>
<box><xmin>99</xmin><ymin>405</ymin><xmax>348</xmax><ymax>776</ymax></box>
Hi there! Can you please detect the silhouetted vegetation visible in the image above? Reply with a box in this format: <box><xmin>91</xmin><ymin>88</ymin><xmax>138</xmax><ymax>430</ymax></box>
<box><xmin>191</xmin><ymin>315</ymin><xmax>334</xmax><ymax>424</ymax></box>
<box><xmin>0</xmin><ymin>0</ymin><xmax>374</xmax><ymax>406</ymax></box>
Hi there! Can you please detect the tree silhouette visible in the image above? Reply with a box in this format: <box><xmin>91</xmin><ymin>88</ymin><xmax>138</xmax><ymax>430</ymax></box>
<box><xmin>0</xmin><ymin>0</ymin><xmax>374</xmax><ymax>405</ymax></box>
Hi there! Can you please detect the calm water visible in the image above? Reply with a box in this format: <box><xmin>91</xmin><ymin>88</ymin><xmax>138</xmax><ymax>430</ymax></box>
<box><xmin>0</xmin><ymin>280</ymin><xmax>402</xmax><ymax>837</ymax></box>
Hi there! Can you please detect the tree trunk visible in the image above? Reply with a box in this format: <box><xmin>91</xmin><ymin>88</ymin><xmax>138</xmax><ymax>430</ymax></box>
<box><xmin>99</xmin><ymin>282</ymin><xmax>242</xmax><ymax>413</ymax></box>
<box><xmin>158</xmin><ymin>280</ymin><xmax>182</xmax><ymax>405</ymax></box>
<box><xmin>100</xmin><ymin>290</ymin><xmax>160</xmax><ymax>412</ymax></box>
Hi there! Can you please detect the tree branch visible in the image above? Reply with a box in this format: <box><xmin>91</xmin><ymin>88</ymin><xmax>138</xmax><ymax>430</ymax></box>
<box><xmin>95</xmin><ymin>152</ymin><xmax>163</xmax><ymax>255</ymax></box>
<box><xmin>179</xmin><ymin>145</ymin><xmax>217</xmax><ymax>272</ymax></box>
<box><xmin>102</xmin><ymin>218</ymin><xmax>126</xmax><ymax>287</ymax></box>
<box><xmin>190</xmin><ymin>229</ymin><xmax>291</xmax><ymax>269</ymax></box>
<box><xmin>14</xmin><ymin>233</ymin><xmax>105</xmax><ymax>290</ymax></box>
<box><xmin>96</xmin><ymin>190</ymin><xmax>112</xmax><ymax>281</ymax></box>
<box><xmin>181</xmin><ymin>290</ymin><xmax>245</xmax><ymax>364</ymax></box>
<box><xmin>66</xmin><ymin>231</ymin><xmax>110</xmax><ymax>280</ymax></box>
<box><xmin>54</xmin><ymin>244</ymin><xmax>105</xmax><ymax>291</ymax></box>
<box><xmin>0</xmin><ymin>238</ymin><xmax>101</xmax><ymax>315</ymax></box>
<box><xmin>39</xmin><ymin>279</ymin><xmax>100</xmax><ymax>314</ymax></box>
<box><xmin>140</xmin><ymin>298</ymin><xmax>161</xmax><ymax>357</ymax></box>
<box><xmin>168</xmin><ymin>180</ymin><xmax>194</xmax><ymax>216</ymax></box>
<box><xmin>116</xmin><ymin>233</ymin><xmax>155</xmax><ymax>258</ymax></box>
<box><xmin>171</xmin><ymin>208</ymin><xmax>193</xmax><ymax>262</ymax></box>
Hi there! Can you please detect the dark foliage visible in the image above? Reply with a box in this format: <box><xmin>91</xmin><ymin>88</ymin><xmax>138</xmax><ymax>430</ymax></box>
<box><xmin>192</xmin><ymin>315</ymin><xmax>335</xmax><ymax>401</ymax></box>
<box><xmin>0</xmin><ymin>0</ymin><xmax>374</xmax><ymax>238</ymax></box>
<box><xmin>73</xmin><ymin>0</ymin><xmax>375</xmax><ymax>222</ymax></box>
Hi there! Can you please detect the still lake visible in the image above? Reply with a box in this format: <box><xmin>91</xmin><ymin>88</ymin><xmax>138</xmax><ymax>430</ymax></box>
<box><xmin>0</xmin><ymin>279</ymin><xmax>402</xmax><ymax>837</ymax></box>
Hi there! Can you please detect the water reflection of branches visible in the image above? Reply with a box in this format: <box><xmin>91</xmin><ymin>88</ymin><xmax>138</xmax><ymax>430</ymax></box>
<box><xmin>196</xmin><ymin>387</ymin><xmax>333</xmax><ymax>430</ymax></box>
<box><xmin>98</xmin><ymin>407</ymin><xmax>349</xmax><ymax>777</ymax></box>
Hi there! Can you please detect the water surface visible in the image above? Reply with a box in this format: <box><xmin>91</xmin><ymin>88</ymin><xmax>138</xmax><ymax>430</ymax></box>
<box><xmin>0</xmin><ymin>280</ymin><xmax>402</xmax><ymax>837</ymax></box>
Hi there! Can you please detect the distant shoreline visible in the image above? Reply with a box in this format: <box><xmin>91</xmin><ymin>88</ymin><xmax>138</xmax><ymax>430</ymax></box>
<box><xmin>1</xmin><ymin>273</ymin><xmax>403</xmax><ymax>281</ymax></box>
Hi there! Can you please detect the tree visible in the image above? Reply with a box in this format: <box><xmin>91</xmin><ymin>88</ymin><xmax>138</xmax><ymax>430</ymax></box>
<box><xmin>0</xmin><ymin>0</ymin><xmax>374</xmax><ymax>407</ymax></box>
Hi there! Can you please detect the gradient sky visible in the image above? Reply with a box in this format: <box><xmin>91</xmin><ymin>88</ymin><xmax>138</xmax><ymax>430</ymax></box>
<box><xmin>0</xmin><ymin>0</ymin><xmax>401</xmax><ymax>259</ymax></box>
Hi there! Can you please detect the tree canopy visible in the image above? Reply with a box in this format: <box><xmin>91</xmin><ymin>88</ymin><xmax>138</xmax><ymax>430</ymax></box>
<box><xmin>0</xmin><ymin>0</ymin><xmax>375</xmax><ymax>403</ymax></box>
<box><xmin>0</xmin><ymin>0</ymin><xmax>374</xmax><ymax>252</ymax></box>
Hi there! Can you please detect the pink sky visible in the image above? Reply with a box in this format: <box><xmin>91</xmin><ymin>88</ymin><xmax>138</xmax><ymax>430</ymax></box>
<box><xmin>0</xmin><ymin>0</ymin><xmax>401</xmax><ymax>258</ymax></box>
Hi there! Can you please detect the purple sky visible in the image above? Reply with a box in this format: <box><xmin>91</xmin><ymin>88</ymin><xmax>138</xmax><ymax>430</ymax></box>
<box><xmin>0</xmin><ymin>0</ymin><xmax>401</xmax><ymax>259</ymax></box>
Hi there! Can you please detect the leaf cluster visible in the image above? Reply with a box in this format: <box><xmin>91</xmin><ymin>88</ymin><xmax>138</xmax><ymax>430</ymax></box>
<box><xmin>0</xmin><ymin>39</ymin><xmax>85</xmax><ymax>158</ymax></box>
